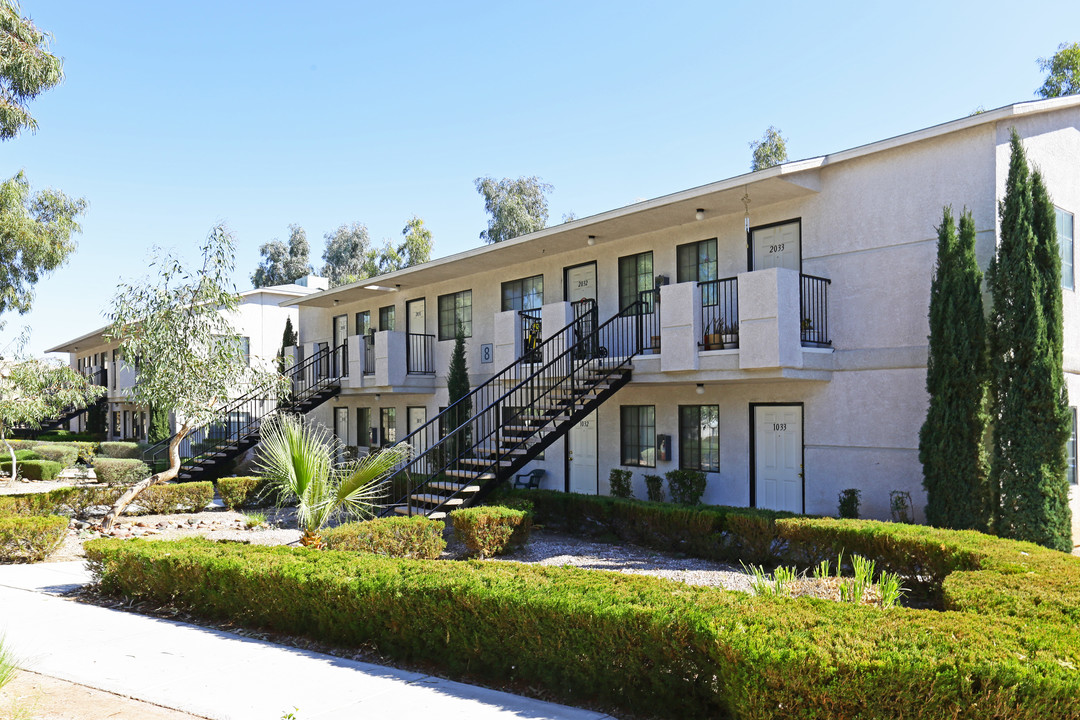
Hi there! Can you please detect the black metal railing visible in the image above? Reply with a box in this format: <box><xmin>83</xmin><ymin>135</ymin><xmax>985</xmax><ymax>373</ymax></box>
<box><xmin>363</xmin><ymin>333</ymin><xmax>375</xmax><ymax>375</ymax></box>
<box><xmin>519</xmin><ymin>309</ymin><xmax>542</xmax><ymax>362</ymax></box>
<box><xmin>800</xmin><ymin>274</ymin><xmax>832</xmax><ymax>347</ymax></box>
<box><xmin>384</xmin><ymin>297</ymin><xmax>644</xmax><ymax>518</ymax></box>
<box><xmin>406</xmin><ymin>333</ymin><xmax>435</xmax><ymax>375</ymax></box>
<box><xmin>142</xmin><ymin>342</ymin><xmax>346</xmax><ymax>477</ymax></box>
<box><xmin>637</xmin><ymin>289</ymin><xmax>660</xmax><ymax>353</ymax></box>
<box><xmin>699</xmin><ymin>277</ymin><xmax>739</xmax><ymax>349</ymax></box>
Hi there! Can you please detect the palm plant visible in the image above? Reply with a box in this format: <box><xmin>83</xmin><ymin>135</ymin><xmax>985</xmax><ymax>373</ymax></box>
<box><xmin>255</xmin><ymin>413</ymin><xmax>411</xmax><ymax>548</ymax></box>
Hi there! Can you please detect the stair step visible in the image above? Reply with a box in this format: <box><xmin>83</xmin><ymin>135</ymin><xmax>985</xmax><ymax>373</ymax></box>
<box><xmin>502</xmin><ymin>425</ymin><xmax>552</xmax><ymax>434</ymax></box>
<box><xmin>393</xmin><ymin>506</ymin><xmax>447</xmax><ymax>520</ymax></box>
<box><xmin>429</xmin><ymin>482</ymin><xmax>480</xmax><ymax>493</ymax></box>
<box><xmin>446</xmin><ymin>470</ymin><xmax>497</xmax><ymax>480</ymax></box>
<box><xmin>457</xmin><ymin>457</ymin><xmax>511</xmax><ymax>467</ymax></box>
<box><xmin>410</xmin><ymin>494</ymin><xmax>465</xmax><ymax>506</ymax></box>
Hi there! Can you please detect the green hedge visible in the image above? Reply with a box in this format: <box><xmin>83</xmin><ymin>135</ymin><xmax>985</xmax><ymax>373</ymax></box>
<box><xmin>0</xmin><ymin>515</ymin><xmax>67</xmax><ymax>563</ymax></box>
<box><xmin>85</xmin><ymin>532</ymin><xmax>1080</xmax><ymax>720</ymax></box>
<box><xmin>30</xmin><ymin>444</ymin><xmax>78</xmax><ymax>469</ymax></box>
<box><xmin>216</xmin><ymin>476</ymin><xmax>270</xmax><ymax>510</ymax></box>
<box><xmin>135</xmin><ymin>482</ymin><xmax>213</xmax><ymax>515</ymax></box>
<box><xmin>97</xmin><ymin>442</ymin><xmax>144</xmax><ymax>459</ymax></box>
<box><xmin>0</xmin><ymin>459</ymin><xmax>63</xmax><ymax>481</ymax></box>
<box><xmin>451</xmin><ymin>506</ymin><xmax>531</xmax><ymax>558</ymax></box>
<box><xmin>0</xmin><ymin>483</ymin><xmax>213</xmax><ymax>519</ymax></box>
<box><xmin>323</xmin><ymin>516</ymin><xmax>446</xmax><ymax>559</ymax></box>
<box><xmin>1</xmin><ymin>449</ymin><xmax>41</xmax><ymax>463</ymax></box>
<box><xmin>93</xmin><ymin>458</ymin><xmax>150</xmax><ymax>485</ymax></box>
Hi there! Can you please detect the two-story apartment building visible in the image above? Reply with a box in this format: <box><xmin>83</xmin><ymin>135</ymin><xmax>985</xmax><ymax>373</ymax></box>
<box><xmin>286</xmin><ymin>96</ymin><xmax>1080</xmax><ymax>542</ymax></box>
<box><xmin>47</xmin><ymin>278</ymin><xmax>325</xmax><ymax>441</ymax></box>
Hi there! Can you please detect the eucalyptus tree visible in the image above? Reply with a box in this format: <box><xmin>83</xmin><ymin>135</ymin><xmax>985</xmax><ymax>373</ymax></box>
<box><xmin>1037</xmin><ymin>42</ymin><xmax>1080</xmax><ymax>98</ymax></box>
<box><xmin>0</xmin><ymin>0</ymin><xmax>64</xmax><ymax>140</ymax></box>
<box><xmin>100</xmin><ymin>225</ymin><xmax>283</xmax><ymax>529</ymax></box>
<box><xmin>321</xmin><ymin>222</ymin><xmax>380</xmax><ymax>286</ymax></box>
<box><xmin>251</xmin><ymin>224</ymin><xmax>312</xmax><ymax>288</ymax></box>
<box><xmin>749</xmin><ymin>126</ymin><xmax>788</xmax><ymax>171</ymax></box>
<box><xmin>475</xmin><ymin>176</ymin><xmax>552</xmax><ymax>244</ymax></box>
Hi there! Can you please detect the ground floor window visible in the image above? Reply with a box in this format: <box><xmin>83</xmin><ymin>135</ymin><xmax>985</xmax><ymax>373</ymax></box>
<box><xmin>620</xmin><ymin>405</ymin><xmax>655</xmax><ymax>467</ymax></box>
<box><xmin>679</xmin><ymin>405</ymin><xmax>719</xmax><ymax>472</ymax></box>
<box><xmin>1069</xmin><ymin>407</ymin><xmax>1077</xmax><ymax>485</ymax></box>
<box><xmin>357</xmin><ymin>407</ymin><xmax>371</xmax><ymax>447</ymax></box>
<box><xmin>380</xmin><ymin>407</ymin><xmax>397</xmax><ymax>446</ymax></box>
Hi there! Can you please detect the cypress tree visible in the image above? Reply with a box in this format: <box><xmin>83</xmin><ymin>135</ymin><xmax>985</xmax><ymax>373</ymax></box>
<box><xmin>147</xmin><ymin>402</ymin><xmax>171</xmax><ymax>444</ymax></box>
<box><xmin>277</xmin><ymin>317</ymin><xmax>297</xmax><ymax>375</ymax></box>
<box><xmin>919</xmin><ymin>207</ymin><xmax>990</xmax><ymax>530</ymax></box>
<box><xmin>446</xmin><ymin>322</ymin><xmax>472</xmax><ymax>460</ymax></box>
<box><xmin>987</xmin><ymin>129</ymin><xmax>1073</xmax><ymax>551</ymax></box>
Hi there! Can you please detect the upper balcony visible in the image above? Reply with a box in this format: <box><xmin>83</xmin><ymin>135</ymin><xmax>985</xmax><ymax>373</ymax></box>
<box><xmin>315</xmin><ymin>330</ymin><xmax>438</xmax><ymax>393</ymax></box>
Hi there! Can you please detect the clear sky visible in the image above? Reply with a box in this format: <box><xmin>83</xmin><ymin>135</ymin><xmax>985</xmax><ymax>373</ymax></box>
<box><xmin>5</xmin><ymin>0</ymin><xmax>1079</xmax><ymax>357</ymax></box>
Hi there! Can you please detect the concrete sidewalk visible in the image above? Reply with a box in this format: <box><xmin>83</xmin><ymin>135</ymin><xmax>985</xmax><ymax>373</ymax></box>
<box><xmin>0</xmin><ymin>562</ymin><xmax>613</xmax><ymax>720</ymax></box>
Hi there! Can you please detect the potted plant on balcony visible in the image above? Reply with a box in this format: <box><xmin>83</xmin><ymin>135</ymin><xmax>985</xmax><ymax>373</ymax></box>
<box><xmin>721</xmin><ymin>321</ymin><xmax>739</xmax><ymax>349</ymax></box>
<box><xmin>703</xmin><ymin>319</ymin><xmax>724</xmax><ymax>351</ymax></box>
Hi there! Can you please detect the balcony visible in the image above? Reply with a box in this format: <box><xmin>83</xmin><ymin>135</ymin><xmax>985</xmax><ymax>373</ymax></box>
<box><xmin>333</xmin><ymin>331</ymin><xmax>438</xmax><ymax>393</ymax></box>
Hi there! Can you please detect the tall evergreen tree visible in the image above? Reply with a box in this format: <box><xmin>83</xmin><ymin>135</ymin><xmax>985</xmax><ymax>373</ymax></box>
<box><xmin>147</xmin><ymin>403</ymin><xmax>170</xmax><ymax>444</ymax></box>
<box><xmin>920</xmin><ymin>207</ymin><xmax>990</xmax><ymax>530</ymax></box>
<box><xmin>277</xmin><ymin>317</ymin><xmax>297</xmax><ymax>375</ymax></box>
<box><xmin>987</xmin><ymin>130</ymin><xmax>1073</xmax><ymax>551</ymax></box>
<box><xmin>445</xmin><ymin>323</ymin><xmax>471</xmax><ymax>460</ymax></box>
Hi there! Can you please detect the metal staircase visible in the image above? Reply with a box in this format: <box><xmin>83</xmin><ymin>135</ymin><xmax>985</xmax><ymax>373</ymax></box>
<box><xmin>142</xmin><ymin>343</ymin><xmax>346</xmax><ymax>482</ymax></box>
<box><xmin>11</xmin><ymin>368</ymin><xmax>108</xmax><ymax>438</ymax></box>
<box><xmin>383</xmin><ymin>298</ymin><xmax>647</xmax><ymax>519</ymax></box>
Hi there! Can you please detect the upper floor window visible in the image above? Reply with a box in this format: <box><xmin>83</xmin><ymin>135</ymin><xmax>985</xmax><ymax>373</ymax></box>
<box><xmin>618</xmin><ymin>251</ymin><xmax>653</xmax><ymax>312</ymax></box>
<box><xmin>438</xmin><ymin>290</ymin><xmax>472</xmax><ymax>340</ymax></box>
<box><xmin>1058</xmin><ymin>207</ymin><xmax>1074</xmax><ymax>290</ymax></box>
<box><xmin>676</xmin><ymin>238</ymin><xmax>717</xmax><ymax>284</ymax></box>
<box><xmin>239</xmin><ymin>336</ymin><xmax>250</xmax><ymax>366</ymax></box>
<box><xmin>379</xmin><ymin>305</ymin><xmax>395</xmax><ymax>332</ymax></box>
<box><xmin>501</xmin><ymin>274</ymin><xmax>544</xmax><ymax>312</ymax></box>
<box><xmin>356</xmin><ymin>311</ymin><xmax>371</xmax><ymax>336</ymax></box>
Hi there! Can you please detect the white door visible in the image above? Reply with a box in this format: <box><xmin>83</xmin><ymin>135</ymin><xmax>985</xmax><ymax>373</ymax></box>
<box><xmin>752</xmin><ymin>221</ymin><xmax>800</xmax><ymax>271</ymax></box>
<box><xmin>754</xmin><ymin>405</ymin><xmax>802</xmax><ymax>513</ymax></box>
<box><xmin>568</xmin><ymin>411</ymin><xmax>598</xmax><ymax>494</ymax></box>
<box><xmin>565</xmin><ymin>263</ymin><xmax>597</xmax><ymax>303</ymax></box>
<box><xmin>334</xmin><ymin>407</ymin><xmax>350</xmax><ymax>446</ymax></box>
<box><xmin>333</xmin><ymin>314</ymin><xmax>348</xmax><ymax>375</ymax></box>
<box><xmin>406</xmin><ymin>298</ymin><xmax>426</xmax><ymax>335</ymax></box>
<box><xmin>408</xmin><ymin>406</ymin><xmax>427</xmax><ymax>460</ymax></box>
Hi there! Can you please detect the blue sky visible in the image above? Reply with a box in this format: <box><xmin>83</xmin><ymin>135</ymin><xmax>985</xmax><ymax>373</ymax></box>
<box><xmin>6</xmin><ymin>0</ymin><xmax>1079</xmax><ymax>357</ymax></box>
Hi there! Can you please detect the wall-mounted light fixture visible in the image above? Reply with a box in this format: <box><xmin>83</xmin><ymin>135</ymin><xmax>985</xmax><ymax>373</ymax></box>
<box><xmin>695</xmin><ymin>208</ymin><xmax>705</xmax><ymax>221</ymax></box>
<box><xmin>587</xmin><ymin>235</ymin><xmax>596</xmax><ymax>246</ymax></box>
<box><xmin>696</xmin><ymin>383</ymin><xmax>705</xmax><ymax>395</ymax></box>
<box><xmin>333</xmin><ymin>299</ymin><xmax>339</xmax><ymax>305</ymax></box>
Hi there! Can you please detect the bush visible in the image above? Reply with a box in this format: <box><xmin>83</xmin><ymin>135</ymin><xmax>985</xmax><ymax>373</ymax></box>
<box><xmin>0</xmin><ymin>459</ymin><xmax>63</xmax><ymax>481</ymax></box>
<box><xmin>133</xmin><ymin>483</ymin><xmax>213</xmax><ymax>515</ymax></box>
<box><xmin>1</xmin><ymin>449</ymin><xmax>41</xmax><ymax>463</ymax></box>
<box><xmin>838</xmin><ymin>488</ymin><xmax>861</xmax><ymax>519</ymax></box>
<box><xmin>93</xmin><ymin>458</ymin><xmax>150</xmax><ymax>486</ymax></box>
<box><xmin>85</xmin><ymin>532</ymin><xmax>1080</xmax><ymax>720</ymax></box>
<box><xmin>665</xmin><ymin>469</ymin><xmax>706</xmax><ymax>505</ymax></box>
<box><xmin>451</xmin><ymin>506</ymin><xmax>531</xmax><ymax>558</ymax></box>
<box><xmin>38</xmin><ymin>430</ymin><xmax>101</xmax><ymax>443</ymax></box>
<box><xmin>0</xmin><ymin>515</ymin><xmax>67</xmax><ymax>563</ymax></box>
<box><xmin>216</xmin><ymin>476</ymin><xmax>270</xmax><ymax>510</ymax></box>
<box><xmin>30</xmin><ymin>444</ymin><xmax>78</xmax><ymax>469</ymax></box>
<box><xmin>0</xmin><ymin>483</ymin><xmax>213</xmax><ymax>519</ymax></box>
<box><xmin>644</xmin><ymin>474</ymin><xmax>665</xmax><ymax>502</ymax></box>
<box><xmin>323</xmin><ymin>516</ymin><xmax>446</xmax><ymax>559</ymax></box>
<box><xmin>608</xmin><ymin>468</ymin><xmax>632</xmax><ymax>498</ymax></box>
<box><xmin>97</xmin><ymin>442</ymin><xmax>144</xmax><ymax>460</ymax></box>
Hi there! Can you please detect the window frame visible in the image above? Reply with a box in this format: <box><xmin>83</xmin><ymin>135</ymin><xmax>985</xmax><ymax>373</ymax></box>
<box><xmin>357</xmin><ymin>407</ymin><xmax>371</xmax><ymax>448</ymax></box>
<box><xmin>676</xmin><ymin>238</ymin><xmax>718</xmax><ymax>284</ymax></box>
<box><xmin>678</xmin><ymin>405</ymin><xmax>719</xmax><ymax>472</ymax></box>
<box><xmin>1058</xmin><ymin>207</ymin><xmax>1075</xmax><ymax>291</ymax></box>
<box><xmin>355</xmin><ymin>311</ymin><xmax>371</xmax><ymax>336</ymax></box>
<box><xmin>438</xmin><ymin>289</ymin><xmax>473</xmax><ymax>340</ymax></box>
<box><xmin>501</xmin><ymin>274</ymin><xmax>544</xmax><ymax>312</ymax></box>
<box><xmin>1069</xmin><ymin>407</ymin><xmax>1077</xmax><ymax>485</ymax></box>
<box><xmin>380</xmin><ymin>407</ymin><xmax>397</xmax><ymax>446</ymax></box>
<box><xmin>620</xmin><ymin>405</ymin><xmax>656</xmax><ymax>467</ymax></box>
<box><xmin>378</xmin><ymin>305</ymin><xmax>395</xmax><ymax>332</ymax></box>
<box><xmin>618</xmin><ymin>251</ymin><xmax>654</xmax><ymax>313</ymax></box>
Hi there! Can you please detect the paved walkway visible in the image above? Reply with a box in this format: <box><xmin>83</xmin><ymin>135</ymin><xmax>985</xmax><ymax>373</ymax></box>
<box><xmin>0</xmin><ymin>561</ymin><xmax>614</xmax><ymax>720</ymax></box>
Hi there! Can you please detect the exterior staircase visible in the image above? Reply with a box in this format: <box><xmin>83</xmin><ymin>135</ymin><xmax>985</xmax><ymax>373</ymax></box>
<box><xmin>10</xmin><ymin>368</ymin><xmax>107</xmax><ymax>438</ymax></box>
<box><xmin>143</xmin><ymin>343</ymin><xmax>346</xmax><ymax>482</ymax></box>
<box><xmin>383</xmin><ymin>298</ymin><xmax>646</xmax><ymax>519</ymax></box>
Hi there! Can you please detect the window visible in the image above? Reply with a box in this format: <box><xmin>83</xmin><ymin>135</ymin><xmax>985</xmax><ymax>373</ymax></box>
<box><xmin>438</xmin><ymin>290</ymin><xmax>472</xmax><ymax>340</ymax></box>
<box><xmin>1059</xmin><ymin>207</ymin><xmax>1075</xmax><ymax>290</ymax></box>
<box><xmin>379</xmin><ymin>305</ymin><xmax>395</xmax><ymax>331</ymax></box>
<box><xmin>501</xmin><ymin>275</ymin><xmax>544</xmax><ymax>312</ymax></box>
<box><xmin>1069</xmin><ymin>408</ymin><xmax>1077</xmax><ymax>485</ymax></box>
<box><xmin>618</xmin><ymin>252</ymin><xmax>653</xmax><ymax>312</ymax></box>
<box><xmin>676</xmin><ymin>239</ymin><xmax>718</xmax><ymax>284</ymax></box>
<box><xmin>620</xmin><ymin>405</ymin><xmax>655</xmax><ymax>467</ymax></box>
<box><xmin>112</xmin><ymin>411</ymin><xmax>121</xmax><ymax>437</ymax></box>
<box><xmin>380</xmin><ymin>407</ymin><xmax>397</xmax><ymax>446</ymax></box>
<box><xmin>111</xmin><ymin>349</ymin><xmax>118</xmax><ymax>388</ymax></box>
<box><xmin>355</xmin><ymin>311</ymin><xmax>371</xmax><ymax>336</ymax></box>
<box><xmin>357</xmin><ymin>407</ymin><xmax>371</xmax><ymax>447</ymax></box>
<box><xmin>679</xmin><ymin>405</ymin><xmax>719</xmax><ymax>472</ymax></box>
<box><xmin>239</xmin><ymin>336</ymin><xmax>250</xmax><ymax>366</ymax></box>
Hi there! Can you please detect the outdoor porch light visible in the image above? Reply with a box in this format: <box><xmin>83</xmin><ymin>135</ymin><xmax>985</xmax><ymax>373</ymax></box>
<box><xmin>695</xmin><ymin>208</ymin><xmax>705</xmax><ymax>221</ymax></box>
<box><xmin>587</xmin><ymin>235</ymin><xmax>596</xmax><ymax>246</ymax></box>
<box><xmin>696</xmin><ymin>383</ymin><xmax>705</xmax><ymax>395</ymax></box>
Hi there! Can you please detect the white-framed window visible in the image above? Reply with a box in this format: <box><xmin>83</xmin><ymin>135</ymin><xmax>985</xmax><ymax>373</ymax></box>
<box><xmin>1068</xmin><ymin>407</ymin><xmax>1077</xmax><ymax>485</ymax></box>
<box><xmin>1058</xmin><ymin>207</ymin><xmax>1074</xmax><ymax>290</ymax></box>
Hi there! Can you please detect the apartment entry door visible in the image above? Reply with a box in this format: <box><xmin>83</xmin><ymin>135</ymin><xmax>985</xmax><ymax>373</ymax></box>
<box><xmin>750</xmin><ymin>220</ymin><xmax>801</xmax><ymax>272</ymax></box>
<box><xmin>564</xmin><ymin>261</ymin><xmax>597</xmax><ymax>303</ymax></box>
<box><xmin>406</xmin><ymin>298</ymin><xmax>426</xmax><ymax>335</ymax></box>
<box><xmin>566</xmin><ymin>410</ymin><xmax>598</xmax><ymax>494</ymax></box>
<box><xmin>752</xmin><ymin>404</ymin><xmax>803</xmax><ymax>513</ymax></box>
<box><xmin>333</xmin><ymin>314</ymin><xmax>348</xmax><ymax>376</ymax></box>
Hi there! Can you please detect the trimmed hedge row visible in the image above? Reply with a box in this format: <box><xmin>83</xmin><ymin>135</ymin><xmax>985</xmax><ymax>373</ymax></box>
<box><xmin>1</xmin><ymin>459</ymin><xmax>63</xmax><ymax>481</ymax></box>
<box><xmin>84</xmin><ymin>534</ymin><xmax>1080</xmax><ymax>720</ymax></box>
<box><xmin>92</xmin><ymin>458</ymin><xmax>150</xmax><ymax>486</ymax></box>
<box><xmin>0</xmin><ymin>515</ymin><xmax>67</xmax><ymax>563</ymax></box>
<box><xmin>31</xmin><ymin>444</ymin><xmax>79</xmax><ymax>469</ymax></box>
<box><xmin>97</xmin><ymin>442</ymin><xmax>144</xmax><ymax>459</ymax></box>
<box><xmin>0</xmin><ymin>482</ymin><xmax>213</xmax><ymax>518</ymax></box>
<box><xmin>323</xmin><ymin>516</ymin><xmax>445</xmax><ymax>559</ymax></box>
<box><xmin>450</xmin><ymin>506</ymin><xmax>531</xmax><ymax>558</ymax></box>
<box><xmin>216</xmin><ymin>476</ymin><xmax>270</xmax><ymax>510</ymax></box>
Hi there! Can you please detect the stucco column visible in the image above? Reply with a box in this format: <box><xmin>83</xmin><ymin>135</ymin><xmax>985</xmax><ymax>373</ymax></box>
<box><xmin>737</xmin><ymin>267</ymin><xmax>803</xmax><ymax>370</ymax></box>
<box><xmin>660</xmin><ymin>282</ymin><xmax>700</xmax><ymax>372</ymax></box>
<box><xmin>493</xmin><ymin>309</ymin><xmax>521</xmax><ymax>369</ymax></box>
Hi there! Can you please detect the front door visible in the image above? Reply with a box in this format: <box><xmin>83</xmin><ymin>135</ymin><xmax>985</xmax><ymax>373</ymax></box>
<box><xmin>333</xmin><ymin>314</ymin><xmax>348</xmax><ymax>376</ymax></box>
<box><xmin>751</xmin><ymin>220</ymin><xmax>801</xmax><ymax>272</ymax></box>
<box><xmin>334</xmin><ymin>407</ymin><xmax>349</xmax><ymax>447</ymax></box>
<box><xmin>753</xmin><ymin>405</ymin><xmax>803</xmax><ymax>513</ymax></box>
<box><xmin>564</xmin><ymin>262</ymin><xmax>597</xmax><ymax>303</ymax></box>
<box><xmin>406</xmin><ymin>298</ymin><xmax>426</xmax><ymax>335</ymax></box>
<box><xmin>567</xmin><ymin>410</ymin><xmax>598</xmax><ymax>494</ymax></box>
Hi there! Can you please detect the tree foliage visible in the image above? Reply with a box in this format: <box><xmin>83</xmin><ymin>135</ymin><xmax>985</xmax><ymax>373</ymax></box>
<box><xmin>919</xmin><ymin>206</ymin><xmax>990</xmax><ymax>531</ymax></box>
<box><xmin>987</xmin><ymin>130</ymin><xmax>1072</xmax><ymax>551</ymax></box>
<box><xmin>0</xmin><ymin>171</ymin><xmax>87</xmax><ymax>318</ymax></box>
<box><xmin>0</xmin><ymin>0</ymin><xmax>64</xmax><ymax>140</ymax></box>
<box><xmin>390</xmin><ymin>215</ymin><xmax>434</xmax><ymax>270</ymax></box>
<box><xmin>475</xmin><ymin>176</ymin><xmax>552</xmax><ymax>244</ymax></box>
<box><xmin>1036</xmin><ymin>42</ymin><xmax>1080</xmax><ymax>99</ymax></box>
<box><xmin>146</xmin><ymin>402</ymin><xmax>170</xmax><ymax>444</ymax></box>
<box><xmin>251</xmin><ymin>224</ymin><xmax>312</xmax><ymax>288</ymax></box>
<box><xmin>277</xmin><ymin>316</ymin><xmax>296</xmax><ymax>375</ymax></box>
<box><xmin>749</xmin><ymin>126</ymin><xmax>789</xmax><ymax>171</ymax></box>
<box><xmin>321</xmin><ymin>222</ymin><xmax>379</xmax><ymax>287</ymax></box>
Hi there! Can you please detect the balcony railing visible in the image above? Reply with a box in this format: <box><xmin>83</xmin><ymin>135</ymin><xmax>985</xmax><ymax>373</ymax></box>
<box><xmin>637</xmin><ymin>289</ymin><xmax>660</xmax><ymax>353</ymax></box>
<box><xmin>363</xmin><ymin>333</ymin><xmax>375</xmax><ymax>375</ymax></box>
<box><xmin>800</xmin><ymin>274</ymin><xmax>832</xmax><ymax>347</ymax></box>
<box><xmin>699</xmin><ymin>277</ymin><xmax>739</xmax><ymax>349</ymax></box>
<box><xmin>406</xmin><ymin>333</ymin><xmax>435</xmax><ymax>375</ymax></box>
<box><xmin>519</xmin><ymin>309</ymin><xmax>542</xmax><ymax>362</ymax></box>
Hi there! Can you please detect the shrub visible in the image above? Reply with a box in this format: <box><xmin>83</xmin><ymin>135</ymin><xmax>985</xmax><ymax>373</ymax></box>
<box><xmin>0</xmin><ymin>484</ymin><xmax>212</xmax><ymax>519</ymax></box>
<box><xmin>838</xmin><ymin>488</ymin><xmax>861</xmax><ymax>519</ymax></box>
<box><xmin>30</xmin><ymin>444</ymin><xmax>78</xmax><ymax>469</ymax></box>
<box><xmin>0</xmin><ymin>459</ymin><xmax>63</xmax><ymax>481</ymax></box>
<box><xmin>2</xmin><ymin>449</ymin><xmax>41</xmax><ymax>463</ymax></box>
<box><xmin>608</xmin><ymin>468</ymin><xmax>632</xmax><ymax>498</ymax></box>
<box><xmin>217</xmin><ymin>476</ymin><xmax>271</xmax><ymax>510</ymax></box>
<box><xmin>451</xmin><ymin>506</ymin><xmax>531</xmax><ymax>558</ymax></box>
<box><xmin>93</xmin><ymin>458</ymin><xmax>150</xmax><ymax>486</ymax></box>
<box><xmin>323</xmin><ymin>516</ymin><xmax>446</xmax><ymax>559</ymax></box>
<box><xmin>0</xmin><ymin>515</ymin><xmax>67</xmax><ymax>563</ymax></box>
<box><xmin>644</xmin><ymin>474</ymin><xmax>664</xmax><ymax>502</ymax></box>
<box><xmin>665</xmin><ymin>469</ymin><xmax>706</xmax><ymax>505</ymax></box>
<box><xmin>133</xmin><ymin>482</ymin><xmax>213</xmax><ymax>515</ymax></box>
<box><xmin>38</xmin><ymin>430</ymin><xmax>101</xmax><ymax>442</ymax></box>
<box><xmin>97</xmin><ymin>442</ymin><xmax>144</xmax><ymax>459</ymax></box>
